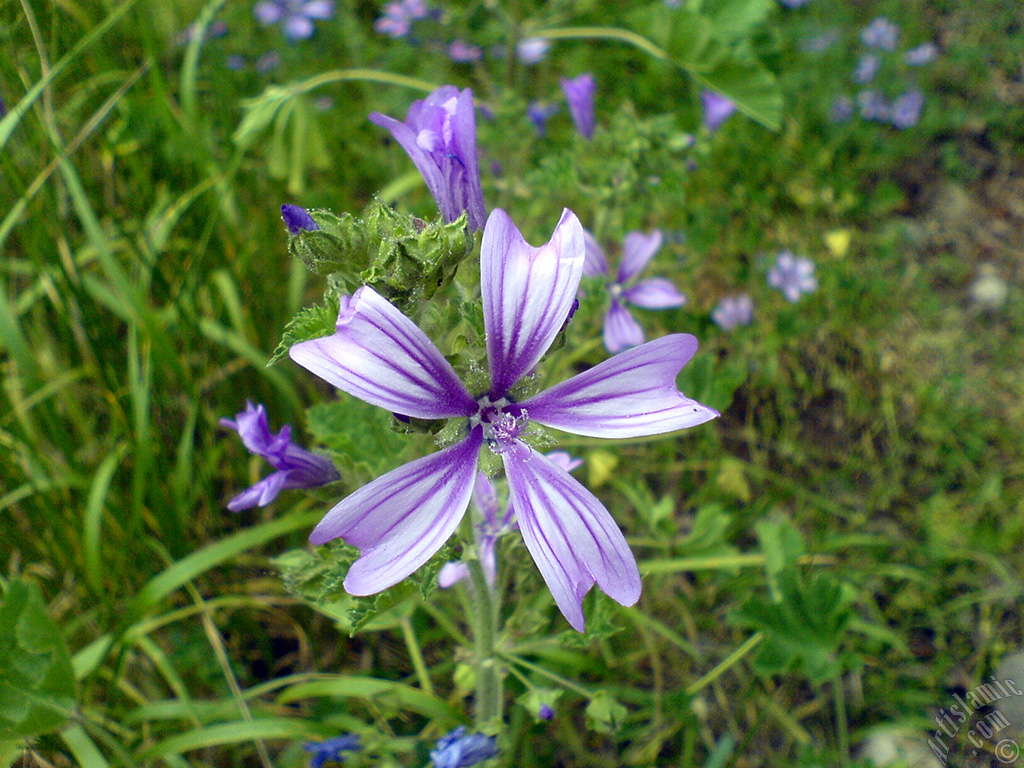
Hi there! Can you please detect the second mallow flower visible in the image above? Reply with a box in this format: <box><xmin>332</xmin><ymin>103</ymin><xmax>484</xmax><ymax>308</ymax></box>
<box><xmin>584</xmin><ymin>229</ymin><xmax>687</xmax><ymax>354</ymax></box>
<box><xmin>289</xmin><ymin>208</ymin><xmax>718</xmax><ymax>631</ymax></box>
<box><xmin>370</xmin><ymin>85</ymin><xmax>487</xmax><ymax>231</ymax></box>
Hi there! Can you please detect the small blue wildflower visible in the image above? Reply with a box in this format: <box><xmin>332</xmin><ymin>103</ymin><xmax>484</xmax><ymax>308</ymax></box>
<box><xmin>449</xmin><ymin>39</ymin><xmax>483</xmax><ymax>62</ymax></box>
<box><xmin>302</xmin><ymin>735</ymin><xmax>361</xmax><ymax>768</ymax></box>
<box><xmin>560</xmin><ymin>73</ymin><xmax>597</xmax><ymax>140</ymax></box>
<box><xmin>861</xmin><ymin>17</ymin><xmax>898</xmax><ymax>51</ymax></box>
<box><xmin>527</xmin><ymin>102</ymin><xmax>560</xmax><ymax>137</ymax></box>
<box><xmin>890</xmin><ymin>89</ymin><xmax>924</xmax><ymax>129</ymax></box>
<box><xmin>711</xmin><ymin>294</ymin><xmax>754</xmax><ymax>330</ymax></box>
<box><xmin>852</xmin><ymin>54</ymin><xmax>880</xmax><ymax>85</ymax></box>
<box><xmin>374</xmin><ymin>0</ymin><xmax>428</xmax><ymax>38</ymax></box>
<box><xmin>801</xmin><ymin>31</ymin><xmax>838</xmax><ymax>53</ymax></box>
<box><xmin>767</xmin><ymin>251</ymin><xmax>817</xmax><ymax>302</ymax></box>
<box><xmin>220</xmin><ymin>401</ymin><xmax>339</xmax><ymax>511</ymax></box>
<box><xmin>905</xmin><ymin>42</ymin><xmax>938</xmax><ymax>65</ymax></box>
<box><xmin>830</xmin><ymin>96</ymin><xmax>854</xmax><ymax>122</ymax></box>
<box><xmin>430</xmin><ymin>727</ymin><xmax>499</xmax><ymax>768</ymax></box>
<box><xmin>701</xmin><ymin>90</ymin><xmax>736</xmax><ymax>133</ymax></box>
<box><xmin>254</xmin><ymin>0</ymin><xmax>334</xmax><ymax>40</ymax></box>
<box><xmin>516</xmin><ymin>37</ymin><xmax>550</xmax><ymax>65</ymax></box>
<box><xmin>282</xmin><ymin>205</ymin><xmax>320</xmax><ymax>235</ymax></box>
<box><xmin>857</xmin><ymin>90</ymin><xmax>890</xmax><ymax>122</ymax></box>
<box><xmin>539</xmin><ymin>704</ymin><xmax>554</xmax><ymax>720</ymax></box>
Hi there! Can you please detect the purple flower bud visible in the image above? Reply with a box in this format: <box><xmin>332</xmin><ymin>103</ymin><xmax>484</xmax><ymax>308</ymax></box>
<box><xmin>539</xmin><ymin>704</ymin><xmax>554</xmax><ymax>720</ymax></box>
<box><xmin>220</xmin><ymin>402</ymin><xmax>339</xmax><ymax>511</ymax></box>
<box><xmin>701</xmin><ymin>90</ymin><xmax>736</xmax><ymax>133</ymax></box>
<box><xmin>369</xmin><ymin>86</ymin><xmax>487</xmax><ymax>231</ymax></box>
<box><xmin>281</xmin><ymin>204</ymin><xmax>319</xmax><ymax>235</ymax></box>
<box><xmin>560</xmin><ymin>73</ymin><xmax>597</xmax><ymax>140</ymax></box>
<box><xmin>527</xmin><ymin>101</ymin><xmax>560</xmax><ymax>137</ymax></box>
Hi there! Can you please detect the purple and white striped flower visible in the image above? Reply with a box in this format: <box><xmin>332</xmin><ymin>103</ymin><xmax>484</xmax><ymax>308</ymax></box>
<box><xmin>438</xmin><ymin>451</ymin><xmax>583</xmax><ymax>589</ymax></box>
<box><xmin>370</xmin><ymin>86</ymin><xmax>487</xmax><ymax>231</ymax></box>
<box><xmin>289</xmin><ymin>208</ymin><xmax>718</xmax><ymax>630</ymax></box>
<box><xmin>220</xmin><ymin>402</ymin><xmax>339</xmax><ymax>511</ymax></box>
<box><xmin>253</xmin><ymin>0</ymin><xmax>334</xmax><ymax>40</ymax></box>
<box><xmin>583</xmin><ymin>229</ymin><xmax>687</xmax><ymax>354</ymax></box>
<box><xmin>560</xmin><ymin>73</ymin><xmax>597</xmax><ymax>140</ymax></box>
<box><xmin>767</xmin><ymin>250</ymin><xmax>818</xmax><ymax>302</ymax></box>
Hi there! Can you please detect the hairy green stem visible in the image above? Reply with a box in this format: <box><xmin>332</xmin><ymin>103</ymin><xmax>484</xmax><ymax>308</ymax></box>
<box><xmin>467</xmin><ymin>557</ymin><xmax>502</xmax><ymax>726</ymax></box>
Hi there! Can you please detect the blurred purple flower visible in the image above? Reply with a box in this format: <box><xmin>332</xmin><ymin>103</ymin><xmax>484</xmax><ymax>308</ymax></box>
<box><xmin>711</xmin><ymin>294</ymin><xmax>754</xmax><ymax>330</ymax></box>
<box><xmin>178</xmin><ymin>19</ymin><xmax>228</xmax><ymax>45</ymax></box>
<box><xmin>370</xmin><ymin>85</ymin><xmax>487</xmax><ymax>231</ymax></box>
<box><xmin>852</xmin><ymin>54</ymin><xmax>880</xmax><ymax>84</ymax></box>
<box><xmin>281</xmin><ymin>204</ymin><xmax>319</xmax><ymax>235</ymax></box>
<box><xmin>254</xmin><ymin>0</ymin><xmax>334</xmax><ymax>40</ymax></box>
<box><xmin>890</xmin><ymin>89</ymin><xmax>924</xmax><ymax>129</ymax></box>
<box><xmin>583</xmin><ymin>229</ymin><xmax>686</xmax><ymax>354</ymax></box>
<box><xmin>448</xmin><ymin>39</ymin><xmax>483</xmax><ymax>62</ymax></box>
<box><xmin>767</xmin><ymin>251</ymin><xmax>817</xmax><ymax>302</ymax></box>
<box><xmin>289</xmin><ymin>208</ymin><xmax>717</xmax><ymax>630</ymax></box>
<box><xmin>861</xmin><ymin>17</ymin><xmax>898</xmax><ymax>51</ymax></box>
<box><xmin>225</xmin><ymin>54</ymin><xmax>246</xmax><ymax>70</ymax></box>
<box><xmin>701</xmin><ymin>90</ymin><xmax>736</xmax><ymax>132</ymax></box>
<box><xmin>438</xmin><ymin>451</ymin><xmax>583</xmax><ymax>589</ymax></box>
<box><xmin>539</xmin><ymin>704</ymin><xmax>555</xmax><ymax>720</ymax></box>
<box><xmin>857</xmin><ymin>89</ymin><xmax>890</xmax><ymax>121</ymax></box>
<box><xmin>560</xmin><ymin>73</ymin><xmax>596</xmax><ymax>140</ymax></box>
<box><xmin>220</xmin><ymin>402</ymin><xmax>339</xmax><ymax>512</ymax></box>
<box><xmin>527</xmin><ymin>101</ymin><xmax>560</xmax><ymax>137</ymax></box>
<box><xmin>830</xmin><ymin>95</ymin><xmax>854</xmax><ymax>122</ymax></box>
<box><xmin>905</xmin><ymin>42</ymin><xmax>938</xmax><ymax>65</ymax></box>
<box><xmin>374</xmin><ymin>0</ymin><xmax>428</xmax><ymax>38</ymax></box>
<box><xmin>516</xmin><ymin>37</ymin><xmax>550</xmax><ymax>65</ymax></box>
<box><xmin>255</xmin><ymin>51</ymin><xmax>281</xmax><ymax>72</ymax></box>
<box><xmin>430</xmin><ymin>727</ymin><xmax>498</xmax><ymax>768</ymax></box>
<box><xmin>303</xmin><ymin>735</ymin><xmax>361</xmax><ymax>768</ymax></box>
<box><xmin>801</xmin><ymin>31</ymin><xmax>838</xmax><ymax>52</ymax></box>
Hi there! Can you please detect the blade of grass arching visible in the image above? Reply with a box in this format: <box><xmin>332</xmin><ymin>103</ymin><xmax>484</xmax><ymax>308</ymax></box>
<box><xmin>0</xmin><ymin>284</ymin><xmax>38</xmax><ymax>381</ymax></box>
<box><xmin>170</xmin><ymin>401</ymin><xmax>199</xmax><ymax>529</ymax></box>
<box><xmin>138</xmin><ymin>719</ymin><xmax>323</xmax><ymax>760</ymax></box>
<box><xmin>130</xmin><ymin>511</ymin><xmax>321</xmax><ymax>615</ymax></box>
<box><xmin>60</xmin><ymin>723</ymin><xmax>111</xmax><ymax>768</ymax></box>
<box><xmin>133</xmin><ymin>635</ymin><xmax>201</xmax><ymax>729</ymax></box>
<box><xmin>83</xmin><ymin>445</ymin><xmax>127</xmax><ymax>593</ymax></box>
<box><xmin>276</xmin><ymin>677</ymin><xmax>462</xmax><ymax>721</ymax></box>
<box><xmin>0</xmin><ymin>0</ymin><xmax>143</xmax><ymax>152</ymax></box>
<box><xmin>180</xmin><ymin>0</ymin><xmax>228</xmax><ymax>126</ymax></box>
<box><xmin>209</xmin><ymin>270</ymin><xmax>247</xmax><ymax>336</ymax></box>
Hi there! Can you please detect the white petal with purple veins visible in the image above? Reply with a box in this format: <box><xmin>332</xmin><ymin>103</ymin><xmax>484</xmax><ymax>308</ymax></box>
<box><xmin>482</xmin><ymin>208</ymin><xmax>585</xmax><ymax>395</ymax></box>
<box><xmin>603</xmin><ymin>300</ymin><xmax>645</xmax><ymax>353</ymax></box>
<box><xmin>617</xmin><ymin>230</ymin><xmax>663</xmax><ymax>284</ymax></box>
<box><xmin>623</xmin><ymin>278</ymin><xmax>686</xmax><ymax>309</ymax></box>
<box><xmin>504</xmin><ymin>442</ymin><xmax>641</xmax><ymax>631</ymax></box>
<box><xmin>523</xmin><ymin>334</ymin><xmax>719</xmax><ymax>437</ymax></box>
<box><xmin>290</xmin><ymin>287</ymin><xmax>476</xmax><ymax>420</ymax></box>
<box><xmin>311</xmin><ymin>429</ymin><xmax>483</xmax><ymax>594</ymax></box>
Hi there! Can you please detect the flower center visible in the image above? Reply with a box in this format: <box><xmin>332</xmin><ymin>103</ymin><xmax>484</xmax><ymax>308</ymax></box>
<box><xmin>472</xmin><ymin>395</ymin><xmax>529</xmax><ymax>454</ymax></box>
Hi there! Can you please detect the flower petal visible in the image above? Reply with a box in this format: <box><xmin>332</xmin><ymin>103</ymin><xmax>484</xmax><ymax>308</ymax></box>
<box><xmin>482</xmin><ymin>208</ymin><xmax>585</xmax><ymax>395</ymax></box>
<box><xmin>582</xmin><ymin>229</ymin><xmax>608</xmax><ymax>277</ymax></box>
<box><xmin>603</xmin><ymin>300</ymin><xmax>644</xmax><ymax>353</ymax></box>
<box><xmin>617</xmin><ymin>230</ymin><xmax>663</xmax><ymax>283</ymax></box>
<box><xmin>311</xmin><ymin>429</ymin><xmax>482</xmax><ymax>594</ymax></box>
<box><xmin>522</xmin><ymin>334</ymin><xmax>719</xmax><ymax>437</ymax></box>
<box><xmin>503</xmin><ymin>442</ymin><xmax>641</xmax><ymax>631</ymax></box>
<box><xmin>368</xmin><ymin>111</ymin><xmax>446</xmax><ymax>210</ymax></box>
<box><xmin>227</xmin><ymin>471</ymin><xmax>288</xmax><ymax>512</ymax></box>
<box><xmin>290</xmin><ymin>287</ymin><xmax>476</xmax><ymax>420</ymax></box>
<box><xmin>623</xmin><ymin>278</ymin><xmax>686</xmax><ymax>309</ymax></box>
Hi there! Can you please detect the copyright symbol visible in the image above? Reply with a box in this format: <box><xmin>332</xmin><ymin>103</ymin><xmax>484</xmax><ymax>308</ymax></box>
<box><xmin>994</xmin><ymin>738</ymin><xmax>1020</xmax><ymax>764</ymax></box>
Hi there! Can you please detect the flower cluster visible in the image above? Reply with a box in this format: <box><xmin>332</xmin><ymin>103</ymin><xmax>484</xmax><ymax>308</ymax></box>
<box><xmin>829</xmin><ymin>16</ymin><xmax>937</xmax><ymax>129</ymax></box>
<box><xmin>767</xmin><ymin>251</ymin><xmax>818</xmax><ymax>302</ymax></box>
<box><xmin>254</xmin><ymin>0</ymin><xmax>334</xmax><ymax>40</ymax></box>
<box><xmin>374</xmin><ymin>0</ymin><xmax>429</xmax><ymax>38</ymax></box>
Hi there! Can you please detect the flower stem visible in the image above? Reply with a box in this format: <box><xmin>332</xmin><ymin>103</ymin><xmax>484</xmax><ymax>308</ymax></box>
<box><xmin>467</xmin><ymin>557</ymin><xmax>502</xmax><ymax>727</ymax></box>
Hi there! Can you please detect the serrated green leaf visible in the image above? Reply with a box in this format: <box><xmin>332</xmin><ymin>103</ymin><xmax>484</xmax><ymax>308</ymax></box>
<box><xmin>756</xmin><ymin>518</ymin><xmax>806</xmax><ymax>599</ymax></box>
<box><xmin>559</xmin><ymin>592</ymin><xmax>623</xmax><ymax>648</ymax></box>
<box><xmin>268</xmin><ymin>296</ymin><xmax>338</xmax><ymax>365</ymax></box>
<box><xmin>305</xmin><ymin>397</ymin><xmax>407</xmax><ymax>477</ymax></box>
<box><xmin>0</xmin><ymin>580</ymin><xmax>76</xmax><ymax>738</ymax></box>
